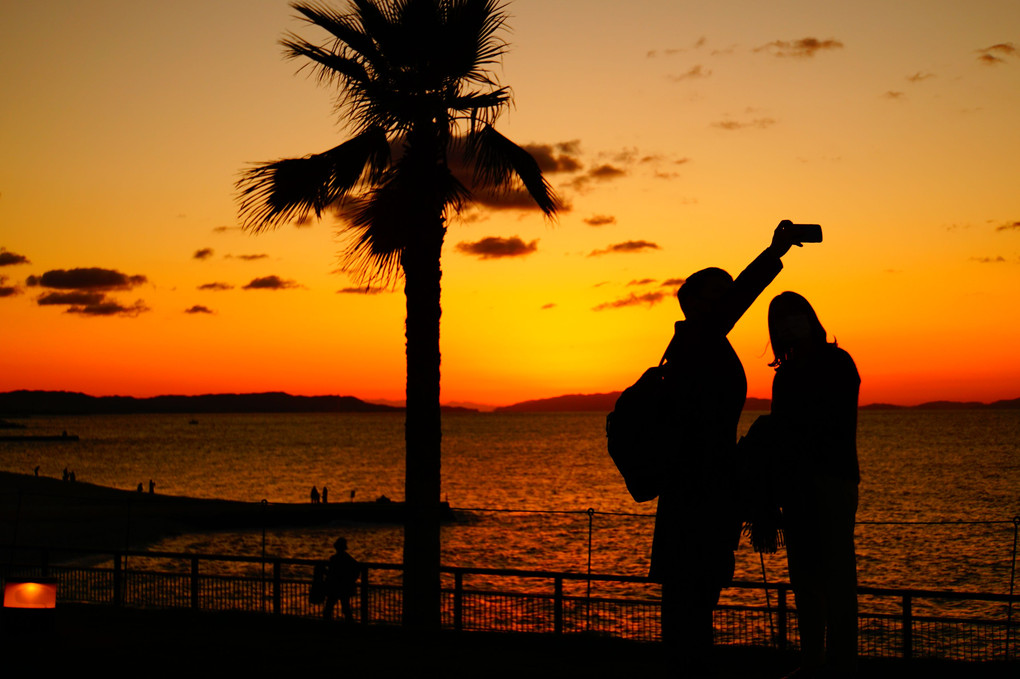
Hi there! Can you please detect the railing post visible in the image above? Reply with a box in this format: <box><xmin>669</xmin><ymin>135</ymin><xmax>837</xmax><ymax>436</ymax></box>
<box><xmin>359</xmin><ymin>566</ymin><xmax>370</xmax><ymax>625</ymax></box>
<box><xmin>902</xmin><ymin>593</ymin><xmax>913</xmax><ymax>660</ymax></box>
<box><xmin>454</xmin><ymin>571</ymin><xmax>463</xmax><ymax>632</ymax></box>
<box><xmin>554</xmin><ymin>576</ymin><xmax>564</xmax><ymax>635</ymax></box>
<box><xmin>777</xmin><ymin>584</ymin><xmax>788</xmax><ymax>651</ymax></box>
<box><xmin>190</xmin><ymin>556</ymin><xmax>200</xmax><ymax>610</ymax></box>
<box><xmin>113</xmin><ymin>553</ymin><xmax>123</xmax><ymax>606</ymax></box>
<box><xmin>272</xmin><ymin>559</ymin><xmax>282</xmax><ymax>615</ymax></box>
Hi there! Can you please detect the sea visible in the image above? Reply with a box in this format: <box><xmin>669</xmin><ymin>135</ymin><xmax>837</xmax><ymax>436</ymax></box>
<box><xmin>2</xmin><ymin>409</ymin><xmax>1019</xmax><ymax>618</ymax></box>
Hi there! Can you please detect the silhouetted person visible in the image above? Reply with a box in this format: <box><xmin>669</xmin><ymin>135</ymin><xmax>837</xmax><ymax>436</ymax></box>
<box><xmin>323</xmin><ymin>537</ymin><xmax>360</xmax><ymax>622</ymax></box>
<box><xmin>322</xmin><ymin>486</ymin><xmax>328</xmax><ymax>504</ymax></box>
<box><xmin>767</xmin><ymin>292</ymin><xmax>860</xmax><ymax>678</ymax></box>
<box><xmin>148</xmin><ymin>479</ymin><xmax>155</xmax><ymax>494</ymax></box>
<box><xmin>650</xmin><ymin>222</ymin><xmax>803</xmax><ymax>675</ymax></box>
<box><xmin>310</xmin><ymin>485</ymin><xmax>320</xmax><ymax>504</ymax></box>
<box><xmin>33</xmin><ymin>465</ymin><xmax>39</xmax><ymax>477</ymax></box>
<box><xmin>62</xmin><ymin>467</ymin><xmax>69</xmax><ymax>481</ymax></box>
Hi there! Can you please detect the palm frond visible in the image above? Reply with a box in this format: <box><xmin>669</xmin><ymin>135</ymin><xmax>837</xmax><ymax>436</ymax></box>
<box><xmin>237</xmin><ymin>127</ymin><xmax>391</xmax><ymax>232</ymax></box>
<box><xmin>465</xmin><ymin>124</ymin><xmax>560</xmax><ymax>216</ymax></box>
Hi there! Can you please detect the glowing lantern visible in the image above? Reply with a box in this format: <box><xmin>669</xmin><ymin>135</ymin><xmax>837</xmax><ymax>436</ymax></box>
<box><xmin>3</xmin><ymin>579</ymin><xmax>58</xmax><ymax>609</ymax></box>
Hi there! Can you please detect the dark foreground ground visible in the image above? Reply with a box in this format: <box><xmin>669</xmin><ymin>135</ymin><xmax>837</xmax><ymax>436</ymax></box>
<box><xmin>0</xmin><ymin>605</ymin><xmax>1014</xmax><ymax>678</ymax></box>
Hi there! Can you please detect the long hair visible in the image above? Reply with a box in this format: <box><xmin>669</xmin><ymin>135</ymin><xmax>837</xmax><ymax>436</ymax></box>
<box><xmin>768</xmin><ymin>291</ymin><xmax>830</xmax><ymax>368</ymax></box>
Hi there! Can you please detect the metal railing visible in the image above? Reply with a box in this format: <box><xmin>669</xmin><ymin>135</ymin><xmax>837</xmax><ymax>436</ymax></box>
<box><xmin>1</xmin><ymin>545</ymin><xmax>1016</xmax><ymax>664</ymax></box>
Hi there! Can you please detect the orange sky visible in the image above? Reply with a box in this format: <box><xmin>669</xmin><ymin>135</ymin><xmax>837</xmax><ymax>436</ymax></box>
<box><xmin>1</xmin><ymin>0</ymin><xmax>1018</xmax><ymax>407</ymax></box>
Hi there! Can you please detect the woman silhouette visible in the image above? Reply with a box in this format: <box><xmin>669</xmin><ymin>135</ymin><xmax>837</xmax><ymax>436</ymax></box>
<box><xmin>767</xmin><ymin>292</ymin><xmax>860</xmax><ymax>678</ymax></box>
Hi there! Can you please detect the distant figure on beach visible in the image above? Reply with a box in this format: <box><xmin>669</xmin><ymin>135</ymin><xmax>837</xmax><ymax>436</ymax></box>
<box><xmin>137</xmin><ymin>482</ymin><xmax>143</xmax><ymax>492</ymax></box>
<box><xmin>34</xmin><ymin>465</ymin><xmax>39</xmax><ymax>477</ymax></box>
<box><xmin>766</xmin><ymin>292</ymin><xmax>860</xmax><ymax>677</ymax></box>
<box><xmin>310</xmin><ymin>486</ymin><xmax>320</xmax><ymax>504</ymax></box>
<box><xmin>69</xmin><ymin>470</ymin><xmax>76</xmax><ymax>482</ymax></box>
<box><xmin>322</xmin><ymin>486</ymin><xmax>328</xmax><ymax>504</ymax></box>
<box><xmin>149</xmin><ymin>479</ymin><xmax>155</xmax><ymax>494</ymax></box>
<box><xmin>650</xmin><ymin>222</ymin><xmax>806</xmax><ymax>674</ymax></box>
<box><xmin>323</xmin><ymin>537</ymin><xmax>360</xmax><ymax>622</ymax></box>
<box><xmin>62</xmin><ymin>467</ymin><xmax>69</xmax><ymax>481</ymax></box>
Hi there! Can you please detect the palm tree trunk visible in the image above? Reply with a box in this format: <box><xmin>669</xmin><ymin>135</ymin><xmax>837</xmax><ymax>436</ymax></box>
<box><xmin>401</xmin><ymin>217</ymin><xmax>445</xmax><ymax>630</ymax></box>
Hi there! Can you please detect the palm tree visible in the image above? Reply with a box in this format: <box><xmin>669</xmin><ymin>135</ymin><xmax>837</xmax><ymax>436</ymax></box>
<box><xmin>236</xmin><ymin>0</ymin><xmax>558</xmax><ymax>629</ymax></box>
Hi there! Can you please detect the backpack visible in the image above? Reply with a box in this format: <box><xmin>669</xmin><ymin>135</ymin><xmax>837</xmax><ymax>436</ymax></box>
<box><xmin>605</xmin><ymin>356</ymin><xmax>675</xmax><ymax>502</ymax></box>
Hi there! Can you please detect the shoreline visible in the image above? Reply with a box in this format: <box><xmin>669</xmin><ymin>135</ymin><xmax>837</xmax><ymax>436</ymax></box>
<box><xmin>0</xmin><ymin>471</ymin><xmax>448</xmax><ymax>554</ymax></box>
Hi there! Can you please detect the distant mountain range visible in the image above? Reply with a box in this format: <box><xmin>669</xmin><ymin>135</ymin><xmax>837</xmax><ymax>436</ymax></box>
<box><xmin>1</xmin><ymin>389</ymin><xmax>1017</xmax><ymax>416</ymax></box>
<box><xmin>0</xmin><ymin>390</ymin><xmax>402</xmax><ymax>416</ymax></box>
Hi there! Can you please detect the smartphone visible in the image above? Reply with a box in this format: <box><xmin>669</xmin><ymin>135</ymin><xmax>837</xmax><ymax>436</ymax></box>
<box><xmin>788</xmin><ymin>223</ymin><xmax>822</xmax><ymax>243</ymax></box>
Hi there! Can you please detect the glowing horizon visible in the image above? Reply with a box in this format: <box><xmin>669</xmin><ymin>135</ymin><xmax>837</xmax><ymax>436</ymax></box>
<box><xmin>2</xmin><ymin>1</ymin><xmax>1018</xmax><ymax>408</ymax></box>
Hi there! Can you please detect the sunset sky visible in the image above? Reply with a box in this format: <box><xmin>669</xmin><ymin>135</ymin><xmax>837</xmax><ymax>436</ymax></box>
<box><xmin>2</xmin><ymin>0</ymin><xmax>1018</xmax><ymax>407</ymax></box>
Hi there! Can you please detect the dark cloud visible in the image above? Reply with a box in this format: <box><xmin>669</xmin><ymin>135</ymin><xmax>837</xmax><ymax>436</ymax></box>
<box><xmin>584</xmin><ymin>215</ymin><xmax>617</xmax><ymax>227</ymax></box>
<box><xmin>541</xmin><ymin>303</ymin><xmax>556</xmax><ymax>310</ymax></box>
<box><xmin>470</xmin><ymin>188</ymin><xmax>571</xmax><ymax>212</ymax></box>
<box><xmin>228</xmin><ymin>253</ymin><xmax>270</xmax><ymax>261</ymax></box>
<box><xmin>66</xmin><ymin>299</ymin><xmax>149</xmax><ymax>317</ymax></box>
<box><xmin>455</xmin><ymin>236</ymin><xmax>539</xmax><ymax>260</ymax></box>
<box><xmin>26</xmin><ymin>267</ymin><xmax>147</xmax><ymax>291</ymax></box>
<box><xmin>712</xmin><ymin>118</ymin><xmax>777</xmax><ymax>131</ymax></box>
<box><xmin>0</xmin><ymin>249</ymin><xmax>30</xmax><ymax>266</ymax></box>
<box><xmin>185</xmin><ymin>305</ymin><xmax>214</xmax><ymax>314</ymax></box>
<box><xmin>995</xmin><ymin>221</ymin><xmax>1020</xmax><ymax>232</ymax></box>
<box><xmin>0</xmin><ymin>276</ymin><xmax>20</xmax><ymax>297</ymax></box>
<box><xmin>977</xmin><ymin>43</ymin><xmax>1017</xmax><ymax>64</ymax></box>
<box><xmin>242</xmin><ymin>275</ymin><xmax>300</xmax><ymax>290</ymax></box>
<box><xmin>588</xmin><ymin>164</ymin><xmax>626</xmax><ymax>180</ymax></box>
<box><xmin>588</xmin><ymin>240</ymin><xmax>661</xmax><ymax>257</ymax></box>
<box><xmin>193</xmin><ymin>248</ymin><xmax>214</xmax><ymax>260</ymax></box>
<box><xmin>198</xmin><ymin>282</ymin><xmax>234</xmax><ymax>291</ymax></box>
<box><xmin>907</xmin><ymin>72</ymin><xmax>935</xmax><ymax>83</ymax></box>
<box><xmin>668</xmin><ymin>64</ymin><xmax>712</xmax><ymax>82</ymax></box>
<box><xmin>969</xmin><ymin>256</ymin><xmax>1006</xmax><ymax>263</ymax></box>
<box><xmin>661</xmin><ymin>277</ymin><xmax>686</xmax><ymax>287</ymax></box>
<box><xmin>627</xmin><ymin>278</ymin><xmax>657</xmax><ymax>286</ymax></box>
<box><xmin>754</xmin><ymin>37</ymin><xmax>844</xmax><ymax>58</ymax></box>
<box><xmin>884</xmin><ymin>91</ymin><xmax>905</xmax><ymax>100</ymax></box>
<box><xmin>212</xmin><ymin>225</ymin><xmax>241</xmax><ymax>233</ymax></box>
<box><xmin>37</xmin><ymin>291</ymin><xmax>107</xmax><ymax>306</ymax></box>
<box><xmin>593</xmin><ymin>291</ymin><xmax>669</xmax><ymax>311</ymax></box>
<box><xmin>521</xmin><ymin>141</ymin><xmax>583</xmax><ymax>173</ymax></box>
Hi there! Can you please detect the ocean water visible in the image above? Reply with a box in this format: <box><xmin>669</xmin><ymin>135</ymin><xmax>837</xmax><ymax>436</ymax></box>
<box><xmin>2</xmin><ymin>409</ymin><xmax>1019</xmax><ymax>615</ymax></box>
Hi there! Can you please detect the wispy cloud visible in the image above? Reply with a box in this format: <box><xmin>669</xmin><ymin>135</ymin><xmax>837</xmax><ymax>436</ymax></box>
<box><xmin>456</xmin><ymin>236</ymin><xmax>539</xmax><ymax>259</ymax></box>
<box><xmin>65</xmin><ymin>299</ymin><xmax>149</xmax><ymax>317</ymax></box>
<box><xmin>584</xmin><ymin>215</ymin><xmax>617</xmax><ymax>227</ymax></box>
<box><xmin>593</xmin><ymin>291</ymin><xmax>669</xmax><ymax>311</ymax></box>
<box><xmin>541</xmin><ymin>302</ymin><xmax>556</xmax><ymax>310</ymax></box>
<box><xmin>883</xmin><ymin>91</ymin><xmax>905</xmax><ymax>100</ymax></box>
<box><xmin>627</xmin><ymin>278</ymin><xmax>657</xmax><ymax>286</ymax></box>
<box><xmin>193</xmin><ymin>248</ymin><xmax>214</xmax><ymax>260</ymax></box>
<box><xmin>754</xmin><ymin>37</ymin><xmax>844</xmax><ymax>58</ymax></box>
<box><xmin>588</xmin><ymin>240</ymin><xmax>660</xmax><ymax>257</ymax></box>
<box><xmin>0</xmin><ymin>276</ymin><xmax>20</xmax><ymax>297</ymax></box>
<box><xmin>907</xmin><ymin>71</ymin><xmax>935</xmax><ymax>83</ymax></box>
<box><xmin>976</xmin><ymin>42</ymin><xmax>1017</xmax><ymax>65</ymax></box>
<box><xmin>227</xmin><ymin>253</ymin><xmax>270</xmax><ymax>261</ymax></box>
<box><xmin>662</xmin><ymin>277</ymin><xmax>686</xmax><ymax>287</ymax></box>
<box><xmin>242</xmin><ymin>275</ymin><xmax>300</xmax><ymax>290</ymax></box>
<box><xmin>521</xmin><ymin>141</ymin><xmax>583</xmax><ymax>173</ymax></box>
<box><xmin>970</xmin><ymin>256</ymin><xmax>1007</xmax><ymax>263</ymax></box>
<box><xmin>668</xmin><ymin>64</ymin><xmax>712</xmax><ymax>82</ymax></box>
<box><xmin>337</xmin><ymin>286</ymin><xmax>390</xmax><ymax>294</ymax></box>
<box><xmin>995</xmin><ymin>220</ymin><xmax>1020</xmax><ymax>231</ymax></box>
<box><xmin>712</xmin><ymin>118</ymin><xmax>777</xmax><ymax>131</ymax></box>
<box><xmin>184</xmin><ymin>305</ymin><xmax>214</xmax><ymax>314</ymax></box>
<box><xmin>0</xmin><ymin>248</ymin><xmax>30</xmax><ymax>266</ymax></box>
<box><xmin>198</xmin><ymin>282</ymin><xmax>234</xmax><ymax>291</ymax></box>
